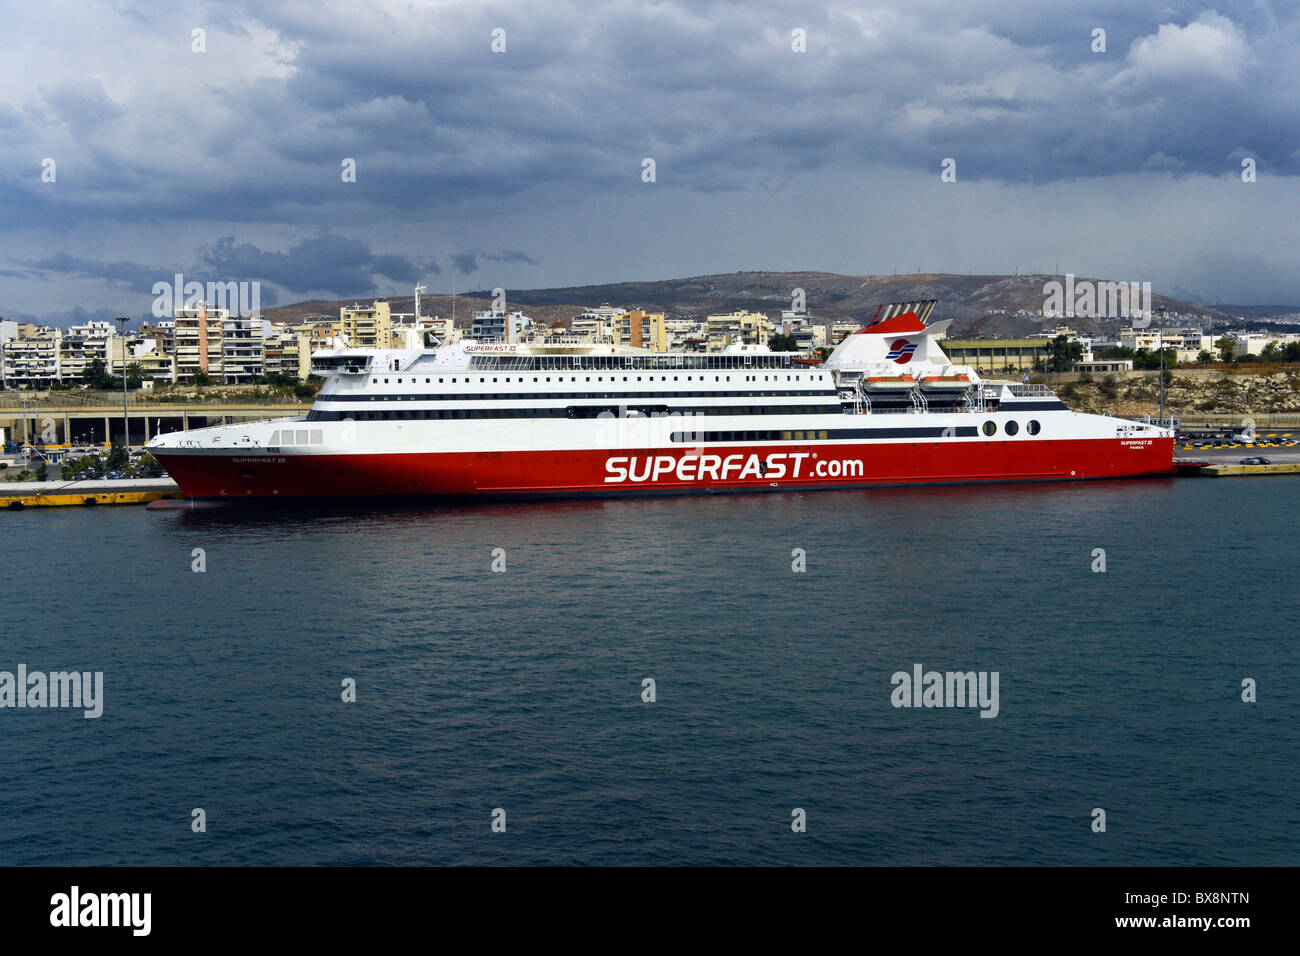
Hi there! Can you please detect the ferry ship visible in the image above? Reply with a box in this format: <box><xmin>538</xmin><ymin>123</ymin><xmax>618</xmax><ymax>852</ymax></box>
<box><xmin>145</xmin><ymin>300</ymin><xmax>1175</xmax><ymax>499</ymax></box>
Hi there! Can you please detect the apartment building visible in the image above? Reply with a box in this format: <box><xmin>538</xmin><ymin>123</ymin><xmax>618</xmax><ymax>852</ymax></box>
<box><xmin>774</xmin><ymin>311</ymin><xmax>827</xmax><ymax>351</ymax></box>
<box><xmin>340</xmin><ymin>300</ymin><xmax>392</xmax><ymax>348</ymax></box>
<box><xmin>1</xmin><ymin>327</ymin><xmax>60</xmax><ymax>387</ymax></box>
<box><xmin>109</xmin><ymin>337</ymin><xmax>175</xmax><ymax>381</ymax></box>
<box><xmin>59</xmin><ymin>321</ymin><xmax>116</xmax><ymax>381</ymax></box>
<box><xmin>470</xmin><ymin>308</ymin><xmax>531</xmax><ymax>342</ymax></box>
<box><xmin>220</xmin><ymin>315</ymin><xmax>266</xmax><ymax>384</ymax></box>
<box><xmin>705</xmin><ymin>310</ymin><xmax>773</xmax><ymax>352</ymax></box>
<box><xmin>174</xmin><ymin>306</ymin><xmax>228</xmax><ymax>382</ymax></box>
<box><xmin>612</xmin><ymin>309</ymin><xmax>668</xmax><ymax>351</ymax></box>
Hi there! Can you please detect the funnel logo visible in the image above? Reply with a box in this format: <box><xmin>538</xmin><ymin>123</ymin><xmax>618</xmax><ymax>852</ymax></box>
<box><xmin>886</xmin><ymin>339</ymin><xmax>917</xmax><ymax>364</ymax></box>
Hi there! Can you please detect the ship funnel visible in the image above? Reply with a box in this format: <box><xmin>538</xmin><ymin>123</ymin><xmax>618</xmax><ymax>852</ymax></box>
<box><xmin>863</xmin><ymin>299</ymin><xmax>937</xmax><ymax>328</ymax></box>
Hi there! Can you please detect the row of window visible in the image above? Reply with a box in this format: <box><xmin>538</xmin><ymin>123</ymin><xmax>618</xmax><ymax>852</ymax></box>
<box><xmin>374</xmin><ymin>372</ymin><xmax>823</xmax><ymax>386</ymax></box>
<box><xmin>459</xmin><ymin>357</ymin><xmax>812</xmax><ymax>371</ymax></box>
<box><xmin>998</xmin><ymin>400</ymin><xmax>1067</xmax><ymax>411</ymax></box>
<box><xmin>669</xmin><ymin>420</ymin><xmax>1045</xmax><ymax>443</ymax></box>
<box><xmin>668</xmin><ymin>427</ymin><xmax>976</xmax><ymax>443</ymax></box>
<box><xmin>320</xmin><ymin>388</ymin><xmax>839</xmax><ymax>403</ymax></box>
<box><xmin>303</xmin><ymin>404</ymin><xmax>844</xmax><ymax>423</ymax></box>
<box><xmin>982</xmin><ymin>420</ymin><xmax>1042</xmax><ymax>436</ymax></box>
<box><xmin>269</xmin><ymin>429</ymin><xmax>324</xmax><ymax>446</ymax></box>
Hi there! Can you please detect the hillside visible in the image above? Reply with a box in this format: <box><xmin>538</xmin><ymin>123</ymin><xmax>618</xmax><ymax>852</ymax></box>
<box><xmin>1057</xmin><ymin>366</ymin><xmax>1300</xmax><ymax>419</ymax></box>
<box><xmin>261</xmin><ymin>271</ymin><xmax>1246</xmax><ymax>339</ymax></box>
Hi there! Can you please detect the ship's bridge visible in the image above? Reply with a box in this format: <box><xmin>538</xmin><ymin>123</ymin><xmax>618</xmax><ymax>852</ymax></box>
<box><xmin>312</xmin><ymin>348</ymin><xmax>425</xmax><ymax>376</ymax></box>
<box><xmin>310</xmin><ymin>350</ymin><xmax>374</xmax><ymax>376</ymax></box>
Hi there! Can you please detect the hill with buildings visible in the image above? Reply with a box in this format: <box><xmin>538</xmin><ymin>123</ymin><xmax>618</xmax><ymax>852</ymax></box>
<box><xmin>262</xmin><ymin>271</ymin><xmax>1244</xmax><ymax>338</ymax></box>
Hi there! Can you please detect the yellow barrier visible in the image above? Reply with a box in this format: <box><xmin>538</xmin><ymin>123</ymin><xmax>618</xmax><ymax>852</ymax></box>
<box><xmin>4</xmin><ymin>490</ymin><xmax>181</xmax><ymax>509</ymax></box>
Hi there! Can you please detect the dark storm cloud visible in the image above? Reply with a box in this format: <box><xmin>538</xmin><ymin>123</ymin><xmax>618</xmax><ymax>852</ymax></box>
<box><xmin>194</xmin><ymin>235</ymin><xmax>431</xmax><ymax>296</ymax></box>
<box><xmin>373</xmin><ymin>252</ymin><xmax>440</xmax><ymax>278</ymax></box>
<box><xmin>176</xmin><ymin>2</ymin><xmax>1300</xmax><ymax>188</ymax></box>
<box><xmin>1</xmin><ymin>235</ymin><xmax>450</xmax><ymax>305</ymax></box>
<box><xmin>3</xmin><ymin>305</ymin><xmax>123</xmax><ymax>326</ymax></box>
<box><xmin>14</xmin><ymin>252</ymin><xmax>167</xmax><ymax>290</ymax></box>
<box><xmin>496</xmin><ymin>250</ymin><xmax>540</xmax><ymax>265</ymax></box>
<box><xmin>451</xmin><ymin>251</ymin><xmax>481</xmax><ymax>275</ymax></box>
<box><xmin>449</xmin><ymin>249</ymin><xmax>541</xmax><ymax>274</ymax></box>
<box><xmin>3</xmin><ymin>1</ymin><xmax>1296</xmax><ymax>230</ymax></box>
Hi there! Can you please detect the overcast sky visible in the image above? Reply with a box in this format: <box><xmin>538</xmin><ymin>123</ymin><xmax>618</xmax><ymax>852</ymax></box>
<box><xmin>2</xmin><ymin>0</ymin><xmax>1298</xmax><ymax>325</ymax></box>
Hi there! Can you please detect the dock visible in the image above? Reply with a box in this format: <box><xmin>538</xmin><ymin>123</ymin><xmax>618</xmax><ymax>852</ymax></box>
<box><xmin>1173</xmin><ymin>443</ymin><xmax>1300</xmax><ymax>478</ymax></box>
<box><xmin>1178</xmin><ymin>462</ymin><xmax>1300</xmax><ymax>477</ymax></box>
<box><xmin>1</xmin><ymin>477</ymin><xmax>181</xmax><ymax>509</ymax></box>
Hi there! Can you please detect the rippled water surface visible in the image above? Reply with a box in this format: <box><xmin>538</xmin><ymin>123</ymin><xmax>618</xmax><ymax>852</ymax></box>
<box><xmin>2</xmin><ymin>477</ymin><xmax>1297</xmax><ymax>865</ymax></box>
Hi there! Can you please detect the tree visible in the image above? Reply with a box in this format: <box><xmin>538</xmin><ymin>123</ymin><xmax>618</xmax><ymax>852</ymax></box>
<box><xmin>1099</xmin><ymin>374</ymin><xmax>1119</xmax><ymax>399</ymax></box>
<box><xmin>64</xmin><ymin>454</ymin><xmax>102</xmax><ymax>479</ymax></box>
<box><xmin>1135</xmin><ymin>347</ymin><xmax>1177</xmax><ymax>370</ymax></box>
<box><xmin>768</xmin><ymin>333</ymin><xmax>798</xmax><ymax>352</ymax></box>
<box><xmin>1044</xmin><ymin>334</ymin><xmax>1084</xmax><ymax>372</ymax></box>
<box><xmin>1261</xmin><ymin>342</ymin><xmax>1281</xmax><ymax>362</ymax></box>
<box><xmin>106</xmin><ymin>442</ymin><xmax>129</xmax><ymax>471</ymax></box>
<box><xmin>133</xmin><ymin>452</ymin><xmax>163</xmax><ymax>477</ymax></box>
<box><xmin>125</xmin><ymin>362</ymin><xmax>145</xmax><ymax>388</ymax></box>
<box><xmin>1285</xmin><ymin>342</ymin><xmax>1300</xmax><ymax>363</ymax></box>
<box><xmin>191</xmin><ymin>371</ymin><xmax>212</xmax><ymax>387</ymax></box>
<box><xmin>1215</xmin><ymin>337</ymin><xmax>1236</xmax><ymax>363</ymax></box>
<box><xmin>81</xmin><ymin>358</ymin><xmax>113</xmax><ymax>390</ymax></box>
<box><xmin>1198</xmin><ymin>350</ymin><xmax>1214</xmax><ymax>364</ymax></box>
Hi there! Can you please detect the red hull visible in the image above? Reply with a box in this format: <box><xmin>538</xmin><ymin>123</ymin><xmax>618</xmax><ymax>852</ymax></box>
<box><xmin>153</xmin><ymin>438</ymin><xmax>1176</xmax><ymax>499</ymax></box>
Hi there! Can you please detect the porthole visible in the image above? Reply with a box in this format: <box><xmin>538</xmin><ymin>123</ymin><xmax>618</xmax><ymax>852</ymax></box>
<box><xmin>1005</xmin><ymin>420</ymin><xmax>1019</xmax><ymax>436</ymax></box>
<box><xmin>1027</xmin><ymin>420</ymin><xmax>1041</xmax><ymax>435</ymax></box>
<box><xmin>982</xmin><ymin>420</ymin><xmax>997</xmax><ymax>437</ymax></box>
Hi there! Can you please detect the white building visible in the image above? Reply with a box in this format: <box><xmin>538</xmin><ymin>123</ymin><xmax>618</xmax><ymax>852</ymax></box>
<box><xmin>59</xmin><ymin>321</ymin><xmax>118</xmax><ymax>382</ymax></box>
<box><xmin>774</xmin><ymin>310</ymin><xmax>826</xmax><ymax>351</ymax></box>
<box><xmin>569</xmin><ymin>304</ymin><xmax>625</xmax><ymax>342</ymax></box>
<box><xmin>2</xmin><ymin>328</ymin><xmax>61</xmax><ymax>387</ymax></box>
<box><xmin>1119</xmin><ymin>327</ymin><xmax>1213</xmax><ymax>358</ymax></box>
<box><xmin>220</xmin><ymin>314</ymin><xmax>265</xmax><ymax>383</ymax></box>
<box><xmin>1226</xmin><ymin>331</ymin><xmax>1300</xmax><ymax>356</ymax></box>
<box><xmin>471</xmin><ymin>308</ymin><xmax>531</xmax><ymax>342</ymax></box>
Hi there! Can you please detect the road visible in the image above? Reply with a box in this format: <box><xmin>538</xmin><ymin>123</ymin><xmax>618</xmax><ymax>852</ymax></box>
<box><xmin>1175</xmin><ymin>442</ymin><xmax>1300</xmax><ymax>465</ymax></box>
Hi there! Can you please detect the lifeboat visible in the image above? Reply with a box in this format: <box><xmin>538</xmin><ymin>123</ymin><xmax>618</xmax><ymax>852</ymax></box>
<box><xmin>919</xmin><ymin>373</ymin><xmax>974</xmax><ymax>391</ymax></box>
<box><xmin>864</xmin><ymin>373</ymin><xmax>917</xmax><ymax>391</ymax></box>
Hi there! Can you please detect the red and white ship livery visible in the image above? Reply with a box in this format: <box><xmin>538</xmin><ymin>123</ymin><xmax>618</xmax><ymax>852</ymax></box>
<box><xmin>146</xmin><ymin>300</ymin><xmax>1175</xmax><ymax>499</ymax></box>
